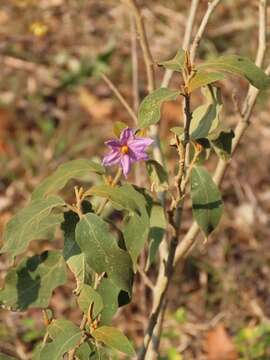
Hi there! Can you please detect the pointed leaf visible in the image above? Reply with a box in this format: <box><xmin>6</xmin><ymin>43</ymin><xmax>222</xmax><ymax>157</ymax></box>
<box><xmin>210</xmin><ymin>129</ymin><xmax>235</xmax><ymax>160</ymax></box>
<box><xmin>146</xmin><ymin>205</ymin><xmax>167</xmax><ymax>270</ymax></box>
<box><xmin>92</xmin><ymin>326</ymin><xmax>135</xmax><ymax>356</ymax></box>
<box><xmin>146</xmin><ymin>160</ymin><xmax>169</xmax><ymax>192</ymax></box>
<box><xmin>97</xmin><ymin>278</ymin><xmax>121</xmax><ymax>325</ymax></box>
<box><xmin>188</xmin><ymin>71</ymin><xmax>224</xmax><ymax>93</ymax></box>
<box><xmin>138</xmin><ymin>88</ymin><xmax>181</xmax><ymax>128</ymax></box>
<box><xmin>0</xmin><ymin>251</ymin><xmax>67</xmax><ymax>310</ymax></box>
<box><xmin>159</xmin><ymin>49</ymin><xmax>185</xmax><ymax>72</ymax></box>
<box><xmin>89</xmin><ymin>184</ymin><xmax>145</xmax><ymax>214</ymax></box>
<box><xmin>78</xmin><ymin>284</ymin><xmax>103</xmax><ymax>318</ymax></box>
<box><xmin>40</xmin><ymin>320</ymin><xmax>82</xmax><ymax>360</ymax></box>
<box><xmin>75</xmin><ymin>342</ymin><xmax>95</xmax><ymax>360</ymax></box>
<box><xmin>62</xmin><ymin>211</ymin><xmax>92</xmax><ymax>293</ymax></box>
<box><xmin>87</xmin><ymin>184</ymin><xmax>149</xmax><ymax>270</ymax></box>
<box><xmin>32</xmin><ymin>159</ymin><xmax>105</xmax><ymax>200</ymax></box>
<box><xmin>190</xmin><ymin>87</ymin><xmax>223</xmax><ymax>140</ymax></box>
<box><xmin>123</xmin><ymin>212</ymin><xmax>149</xmax><ymax>270</ymax></box>
<box><xmin>198</xmin><ymin>55</ymin><xmax>270</xmax><ymax>90</ymax></box>
<box><xmin>2</xmin><ymin>196</ymin><xmax>65</xmax><ymax>258</ymax></box>
<box><xmin>190</xmin><ymin>166</ymin><xmax>223</xmax><ymax>236</ymax></box>
<box><xmin>191</xmin><ymin>104</ymin><xmax>217</xmax><ymax>139</ymax></box>
<box><xmin>75</xmin><ymin>213</ymin><xmax>133</xmax><ymax>293</ymax></box>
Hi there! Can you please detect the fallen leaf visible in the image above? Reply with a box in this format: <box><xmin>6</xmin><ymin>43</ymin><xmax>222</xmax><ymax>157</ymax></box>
<box><xmin>78</xmin><ymin>87</ymin><xmax>113</xmax><ymax>121</ymax></box>
<box><xmin>205</xmin><ymin>324</ymin><xmax>238</xmax><ymax>360</ymax></box>
<box><xmin>0</xmin><ymin>108</ymin><xmax>13</xmax><ymax>155</ymax></box>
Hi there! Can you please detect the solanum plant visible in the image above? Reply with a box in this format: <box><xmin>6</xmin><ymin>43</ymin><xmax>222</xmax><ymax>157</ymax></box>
<box><xmin>1</xmin><ymin>1</ymin><xmax>269</xmax><ymax>359</ymax></box>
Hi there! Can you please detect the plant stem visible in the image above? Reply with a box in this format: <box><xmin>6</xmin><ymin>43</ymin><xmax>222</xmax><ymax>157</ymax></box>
<box><xmin>138</xmin><ymin>90</ymin><xmax>192</xmax><ymax>359</ymax></box>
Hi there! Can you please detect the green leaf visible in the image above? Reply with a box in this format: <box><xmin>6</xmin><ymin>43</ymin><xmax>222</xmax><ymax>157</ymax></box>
<box><xmin>92</xmin><ymin>326</ymin><xmax>135</xmax><ymax>356</ymax></box>
<box><xmin>190</xmin><ymin>87</ymin><xmax>223</xmax><ymax>140</ymax></box>
<box><xmin>78</xmin><ymin>284</ymin><xmax>103</xmax><ymax>318</ymax></box>
<box><xmin>209</xmin><ymin>129</ymin><xmax>235</xmax><ymax>160</ymax></box>
<box><xmin>188</xmin><ymin>71</ymin><xmax>224</xmax><ymax>93</ymax></box>
<box><xmin>40</xmin><ymin>320</ymin><xmax>82</xmax><ymax>360</ymax></box>
<box><xmin>32</xmin><ymin>159</ymin><xmax>105</xmax><ymax>200</ymax></box>
<box><xmin>146</xmin><ymin>205</ymin><xmax>167</xmax><ymax>270</ymax></box>
<box><xmin>47</xmin><ymin>319</ymin><xmax>72</xmax><ymax>339</ymax></box>
<box><xmin>123</xmin><ymin>212</ymin><xmax>149</xmax><ymax>270</ymax></box>
<box><xmin>198</xmin><ymin>55</ymin><xmax>270</xmax><ymax>90</ymax></box>
<box><xmin>89</xmin><ymin>184</ymin><xmax>145</xmax><ymax>214</ymax></box>
<box><xmin>191</xmin><ymin>104</ymin><xmax>217</xmax><ymax>139</ymax></box>
<box><xmin>158</xmin><ymin>49</ymin><xmax>185</xmax><ymax>72</ymax></box>
<box><xmin>75</xmin><ymin>342</ymin><xmax>95</xmax><ymax>360</ymax></box>
<box><xmin>113</xmin><ymin>121</ymin><xmax>127</xmax><ymax>137</ymax></box>
<box><xmin>75</xmin><ymin>213</ymin><xmax>133</xmax><ymax>293</ymax></box>
<box><xmin>138</xmin><ymin>88</ymin><xmax>180</xmax><ymax>128</ymax></box>
<box><xmin>146</xmin><ymin>160</ymin><xmax>169</xmax><ymax>192</ymax></box>
<box><xmin>62</xmin><ymin>211</ymin><xmax>92</xmax><ymax>294</ymax></box>
<box><xmin>88</xmin><ymin>184</ymin><xmax>149</xmax><ymax>268</ymax></box>
<box><xmin>190</xmin><ymin>166</ymin><xmax>223</xmax><ymax>236</ymax></box>
<box><xmin>2</xmin><ymin>196</ymin><xmax>65</xmax><ymax>258</ymax></box>
<box><xmin>0</xmin><ymin>251</ymin><xmax>67</xmax><ymax>310</ymax></box>
<box><xmin>97</xmin><ymin>278</ymin><xmax>121</xmax><ymax>325</ymax></box>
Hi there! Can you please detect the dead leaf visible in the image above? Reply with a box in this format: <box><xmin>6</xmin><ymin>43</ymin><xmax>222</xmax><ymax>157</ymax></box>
<box><xmin>0</xmin><ymin>108</ymin><xmax>13</xmax><ymax>155</ymax></box>
<box><xmin>205</xmin><ymin>324</ymin><xmax>238</xmax><ymax>360</ymax></box>
<box><xmin>78</xmin><ymin>87</ymin><xmax>113</xmax><ymax>121</ymax></box>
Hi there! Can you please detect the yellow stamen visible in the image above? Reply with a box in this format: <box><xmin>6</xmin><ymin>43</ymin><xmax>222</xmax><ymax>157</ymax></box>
<box><xmin>121</xmin><ymin>145</ymin><xmax>129</xmax><ymax>154</ymax></box>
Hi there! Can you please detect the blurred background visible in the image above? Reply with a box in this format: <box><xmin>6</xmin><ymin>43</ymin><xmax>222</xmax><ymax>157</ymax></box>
<box><xmin>0</xmin><ymin>0</ymin><xmax>270</xmax><ymax>359</ymax></box>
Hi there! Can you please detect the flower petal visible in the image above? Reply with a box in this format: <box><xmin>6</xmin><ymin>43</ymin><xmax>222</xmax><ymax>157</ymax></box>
<box><xmin>120</xmin><ymin>128</ymin><xmax>135</xmax><ymax>144</ymax></box>
<box><xmin>120</xmin><ymin>154</ymin><xmax>131</xmax><ymax>178</ymax></box>
<box><xmin>105</xmin><ymin>139</ymin><xmax>121</xmax><ymax>149</ymax></box>
<box><xmin>128</xmin><ymin>148</ymin><xmax>148</xmax><ymax>162</ymax></box>
<box><xmin>102</xmin><ymin>150</ymin><xmax>121</xmax><ymax>166</ymax></box>
<box><xmin>128</xmin><ymin>137</ymin><xmax>154</xmax><ymax>152</ymax></box>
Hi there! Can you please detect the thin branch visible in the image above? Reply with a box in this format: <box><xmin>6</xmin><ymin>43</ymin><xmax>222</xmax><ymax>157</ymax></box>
<box><xmin>137</xmin><ymin>266</ymin><xmax>155</xmax><ymax>290</ymax></box>
<box><xmin>101</xmin><ymin>73</ymin><xmax>138</xmax><ymax>124</ymax></box>
<box><xmin>138</xmin><ymin>88</ymin><xmax>193</xmax><ymax>359</ymax></box>
<box><xmin>123</xmin><ymin>0</ymin><xmax>156</xmax><ymax>93</ymax></box>
<box><xmin>190</xmin><ymin>0</ymin><xmax>222</xmax><ymax>63</ymax></box>
<box><xmin>124</xmin><ymin>0</ymin><xmax>165</xmax><ymax>184</ymax></box>
<box><xmin>183</xmin><ymin>0</ymin><xmax>200</xmax><ymax>50</ymax></box>
<box><xmin>255</xmin><ymin>0</ymin><xmax>267</xmax><ymax>67</ymax></box>
<box><xmin>161</xmin><ymin>0</ymin><xmax>199</xmax><ymax>88</ymax></box>
<box><xmin>130</xmin><ymin>14</ymin><xmax>140</xmax><ymax>114</ymax></box>
<box><xmin>242</xmin><ymin>0</ymin><xmax>267</xmax><ymax>115</ymax></box>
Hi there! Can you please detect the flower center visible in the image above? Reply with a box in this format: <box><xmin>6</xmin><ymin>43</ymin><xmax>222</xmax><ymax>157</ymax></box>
<box><xmin>121</xmin><ymin>145</ymin><xmax>129</xmax><ymax>154</ymax></box>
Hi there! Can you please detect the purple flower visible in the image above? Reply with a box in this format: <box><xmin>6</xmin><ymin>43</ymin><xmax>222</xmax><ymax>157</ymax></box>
<box><xmin>102</xmin><ymin>128</ymin><xmax>154</xmax><ymax>178</ymax></box>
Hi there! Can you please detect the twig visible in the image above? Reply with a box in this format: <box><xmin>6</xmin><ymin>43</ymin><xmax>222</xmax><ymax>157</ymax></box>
<box><xmin>190</xmin><ymin>0</ymin><xmax>222</xmax><ymax>64</ymax></box>
<box><xmin>183</xmin><ymin>0</ymin><xmax>200</xmax><ymax>50</ymax></box>
<box><xmin>101</xmin><ymin>73</ymin><xmax>138</xmax><ymax>124</ymax></box>
<box><xmin>161</xmin><ymin>0</ymin><xmax>199</xmax><ymax>88</ymax></box>
<box><xmin>174</xmin><ymin>0</ymin><xmax>269</xmax><ymax>265</ymax></box>
<box><xmin>123</xmin><ymin>0</ymin><xmax>156</xmax><ymax>93</ymax></box>
<box><xmin>130</xmin><ymin>14</ymin><xmax>140</xmax><ymax>114</ymax></box>
<box><xmin>138</xmin><ymin>87</ymin><xmax>193</xmax><ymax>360</ymax></box>
<box><xmin>123</xmin><ymin>0</ymin><xmax>165</xmax><ymax>190</ymax></box>
<box><xmin>143</xmin><ymin>2</ymin><xmax>201</xmax><ymax>355</ymax></box>
<box><xmin>137</xmin><ymin>265</ymin><xmax>155</xmax><ymax>290</ymax></box>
